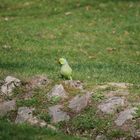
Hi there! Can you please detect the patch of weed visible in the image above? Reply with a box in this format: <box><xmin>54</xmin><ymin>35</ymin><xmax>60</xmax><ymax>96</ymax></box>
<box><xmin>60</xmin><ymin>107</ymin><xmax>112</xmax><ymax>139</ymax></box>
<box><xmin>16</xmin><ymin>98</ymin><xmax>39</xmax><ymax>107</ymax></box>
<box><xmin>0</xmin><ymin>118</ymin><xmax>81</xmax><ymax>140</ymax></box>
<box><xmin>92</xmin><ymin>91</ymin><xmax>105</xmax><ymax>102</ymax></box>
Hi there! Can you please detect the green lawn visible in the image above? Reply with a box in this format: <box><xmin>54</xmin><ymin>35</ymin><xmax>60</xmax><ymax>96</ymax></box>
<box><xmin>0</xmin><ymin>0</ymin><xmax>140</xmax><ymax>84</ymax></box>
<box><xmin>0</xmin><ymin>119</ymin><xmax>81</xmax><ymax>140</ymax></box>
<box><xmin>0</xmin><ymin>0</ymin><xmax>140</xmax><ymax>139</ymax></box>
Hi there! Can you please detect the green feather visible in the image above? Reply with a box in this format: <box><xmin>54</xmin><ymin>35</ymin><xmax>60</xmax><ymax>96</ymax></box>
<box><xmin>59</xmin><ymin>58</ymin><xmax>72</xmax><ymax>80</ymax></box>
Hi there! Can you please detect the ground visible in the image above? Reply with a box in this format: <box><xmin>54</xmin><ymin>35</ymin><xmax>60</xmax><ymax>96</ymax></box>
<box><xmin>0</xmin><ymin>0</ymin><xmax>140</xmax><ymax>140</ymax></box>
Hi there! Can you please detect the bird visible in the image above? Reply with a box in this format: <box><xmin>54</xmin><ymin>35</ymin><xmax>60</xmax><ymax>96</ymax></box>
<box><xmin>59</xmin><ymin>58</ymin><xmax>72</xmax><ymax>80</ymax></box>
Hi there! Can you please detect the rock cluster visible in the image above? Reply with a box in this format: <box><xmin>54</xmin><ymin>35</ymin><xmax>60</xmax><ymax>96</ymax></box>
<box><xmin>0</xmin><ymin>76</ymin><xmax>139</xmax><ymax>139</ymax></box>
<box><xmin>1</xmin><ymin>76</ymin><xmax>21</xmax><ymax>95</ymax></box>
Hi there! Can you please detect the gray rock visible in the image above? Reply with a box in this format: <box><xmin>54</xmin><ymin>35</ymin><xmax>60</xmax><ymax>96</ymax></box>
<box><xmin>47</xmin><ymin>84</ymin><xmax>68</xmax><ymax>100</ymax></box>
<box><xmin>115</xmin><ymin>107</ymin><xmax>138</xmax><ymax>126</ymax></box>
<box><xmin>29</xmin><ymin>75</ymin><xmax>50</xmax><ymax>88</ymax></box>
<box><xmin>98</xmin><ymin>97</ymin><xmax>125</xmax><ymax>114</ymax></box>
<box><xmin>48</xmin><ymin>105</ymin><xmax>70</xmax><ymax>123</ymax></box>
<box><xmin>68</xmin><ymin>92</ymin><xmax>91</xmax><ymax>112</ymax></box>
<box><xmin>15</xmin><ymin>107</ymin><xmax>46</xmax><ymax>127</ymax></box>
<box><xmin>0</xmin><ymin>100</ymin><xmax>16</xmax><ymax>116</ymax></box>
<box><xmin>96</xmin><ymin>135</ymin><xmax>107</xmax><ymax>140</ymax></box>
<box><xmin>15</xmin><ymin>107</ymin><xmax>33</xmax><ymax>124</ymax></box>
<box><xmin>64</xmin><ymin>80</ymin><xmax>83</xmax><ymax>90</ymax></box>
<box><xmin>28</xmin><ymin>116</ymin><xmax>47</xmax><ymax>127</ymax></box>
<box><xmin>1</xmin><ymin>76</ymin><xmax>21</xmax><ymax>95</ymax></box>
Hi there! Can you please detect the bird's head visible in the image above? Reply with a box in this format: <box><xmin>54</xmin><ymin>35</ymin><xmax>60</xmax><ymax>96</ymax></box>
<box><xmin>59</xmin><ymin>58</ymin><xmax>67</xmax><ymax>65</ymax></box>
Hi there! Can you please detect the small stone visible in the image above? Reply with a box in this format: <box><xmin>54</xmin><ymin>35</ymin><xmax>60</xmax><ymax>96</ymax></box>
<box><xmin>39</xmin><ymin>121</ymin><xmax>47</xmax><ymax>127</ymax></box>
<box><xmin>135</xmin><ymin>129</ymin><xmax>140</xmax><ymax>139</ymax></box>
<box><xmin>96</xmin><ymin>135</ymin><xmax>107</xmax><ymax>140</ymax></box>
<box><xmin>68</xmin><ymin>92</ymin><xmax>91</xmax><ymax>112</ymax></box>
<box><xmin>1</xmin><ymin>76</ymin><xmax>21</xmax><ymax>95</ymax></box>
<box><xmin>98</xmin><ymin>97</ymin><xmax>125</xmax><ymax>114</ymax></box>
<box><xmin>0</xmin><ymin>100</ymin><xmax>16</xmax><ymax>116</ymax></box>
<box><xmin>47</xmin><ymin>84</ymin><xmax>68</xmax><ymax>100</ymax></box>
<box><xmin>2</xmin><ymin>45</ymin><xmax>11</xmax><ymax>49</ymax></box>
<box><xmin>29</xmin><ymin>75</ymin><xmax>50</xmax><ymax>88</ymax></box>
<box><xmin>4</xmin><ymin>17</ymin><xmax>9</xmax><ymax>21</ymax></box>
<box><xmin>47</xmin><ymin>124</ymin><xmax>57</xmax><ymax>131</ymax></box>
<box><xmin>28</xmin><ymin>117</ymin><xmax>47</xmax><ymax>127</ymax></box>
<box><xmin>65</xmin><ymin>12</ymin><xmax>72</xmax><ymax>16</ymax></box>
<box><xmin>115</xmin><ymin>107</ymin><xmax>138</xmax><ymax>126</ymax></box>
<box><xmin>5</xmin><ymin>76</ymin><xmax>20</xmax><ymax>86</ymax></box>
<box><xmin>28</xmin><ymin>117</ymin><xmax>38</xmax><ymax>125</ymax></box>
<box><xmin>64</xmin><ymin>80</ymin><xmax>83</xmax><ymax>90</ymax></box>
<box><xmin>48</xmin><ymin>105</ymin><xmax>70</xmax><ymax>123</ymax></box>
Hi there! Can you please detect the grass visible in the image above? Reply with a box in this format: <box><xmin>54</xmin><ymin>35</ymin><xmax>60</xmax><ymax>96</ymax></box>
<box><xmin>0</xmin><ymin>0</ymin><xmax>140</xmax><ymax>85</ymax></box>
<box><xmin>0</xmin><ymin>119</ymin><xmax>81</xmax><ymax>140</ymax></box>
<box><xmin>0</xmin><ymin>0</ymin><xmax>140</xmax><ymax>139</ymax></box>
<box><xmin>68</xmin><ymin>107</ymin><xmax>112</xmax><ymax>131</ymax></box>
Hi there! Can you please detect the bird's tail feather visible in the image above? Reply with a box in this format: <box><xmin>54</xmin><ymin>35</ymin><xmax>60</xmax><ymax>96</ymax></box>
<box><xmin>69</xmin><ymin>76</ymin><xmax>72</xmax><ymax>80</ymax></box>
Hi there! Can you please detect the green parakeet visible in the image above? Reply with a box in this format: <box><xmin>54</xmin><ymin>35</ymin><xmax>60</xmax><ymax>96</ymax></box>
<box><xmin>59</xmin><ymin>58</ymin><xmax>72</xmax><ymax>80</ymax></box>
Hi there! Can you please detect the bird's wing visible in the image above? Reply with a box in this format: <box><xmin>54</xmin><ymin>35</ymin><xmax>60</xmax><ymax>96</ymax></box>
<box><xmin>61</xmin><ymin>64</ymin><xmax>72</xmax><ymax>76</ymax></box>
